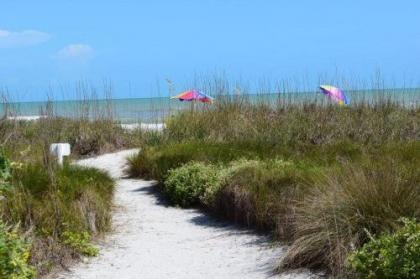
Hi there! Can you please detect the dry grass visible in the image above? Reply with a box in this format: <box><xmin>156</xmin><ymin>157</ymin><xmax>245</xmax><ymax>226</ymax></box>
<box><xmin>165</xmin><ymin>100</ymin><xmax>419</xmax><ymax>147</ymax></box>
<box><xmin>280</xmin><ymin>160</ymin><xmax>420</xmax><ymax>276</ymax></box>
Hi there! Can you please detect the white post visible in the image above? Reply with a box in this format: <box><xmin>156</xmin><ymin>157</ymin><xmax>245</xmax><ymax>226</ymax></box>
<box><xmin>49</xmin><ymin>143</ymin><xmax>71</xmax><ymax>166</ymax></box>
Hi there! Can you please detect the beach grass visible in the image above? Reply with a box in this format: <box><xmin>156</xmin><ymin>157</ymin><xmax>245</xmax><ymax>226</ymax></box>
<box><xmin>1</xmin><ymin>163</ymin><xmax>114</xmax><ymax>274</ymax></box>
<box><xmin>0</xmin><ymin>105</ymin><xmax>136</xmax><ymax>275</ymax></box>
<box><xmin>128</xmin><ymin>95</ymin><xmax>419</xmax><ymax>278</ymax></box>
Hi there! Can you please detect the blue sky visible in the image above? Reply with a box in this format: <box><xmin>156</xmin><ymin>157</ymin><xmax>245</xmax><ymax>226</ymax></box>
<box><xmin>1</xmin><ymin>0</ymin><xmax>419</xmax><ymax>101</ymax></box>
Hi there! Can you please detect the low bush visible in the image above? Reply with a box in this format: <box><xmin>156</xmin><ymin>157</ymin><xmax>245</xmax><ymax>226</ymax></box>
<box><xmin>0</xmin><ymin>221</ymin><xmax>36</xmax><ymax>279</ymax></box>
<box><xmin>162</xmin><ymin>158</ymin><xmax>324</xmax><ymax>240</ymax></box>
<box><xmin>164</xmin><ymin>162</ymin><xmax>220</xmax><ymax>207</ymax></box>
<box><xmin>348</xmin><ymin>218</ymin><xmax>420</xmax><ymax>279</ymax></box>
<box><xmin>62</xmin><ymin>231</ymin><xmax>99</xmax><ymax>257</ymax></box>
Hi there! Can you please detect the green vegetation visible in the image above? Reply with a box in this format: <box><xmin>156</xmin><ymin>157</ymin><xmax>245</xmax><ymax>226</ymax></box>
<box><xmin>127</xmin><ymin>141</ymin><xmax>259</xmax><ymax>180</ymax></box>
<box><xmin>2</xmin><ymin>86</ymin><xmax>419</xmax><ymax>278</ymax></box>
<box><xmin>62</xmin><ymin>231</ymin><xmax>99</xmax><ymax>257</ymax></box>
<box><xmin>1</xmin><ymin>118</ymin><xmax>143</xmax><ymax>162</ymax></box>
<box><xmin>348</xmin><ymin>218</ymin><xmax>420</xmax><ymax>279</ymax></box>
<box><xmin>164</xmin><ymin>162</ymin><xmax>220</xmax><ymax>207</ymax></box>
<box><xmin>0</xmin><ymin>153</ymin><xmax>11</xmax><ymax>192</ymax></box>
<box><xmin>128</xmin><ymin>99</ymin><xmax>420</xmax><ymax>278</ymax></box>
<box><xmin>0</xmin><ymin>221</ymin><xmax>36</xmax><ymax>279</ymax></box>
<box><xmin>214</xmin><ymin>159</ymin><xmax>320</xmax><ymax>236</ymax></box>
<box><xmin>0</xmin><ymin>116</ymin><xmax>128</xmax><ymax>276</ymax></box>
<box><xmin>280</xmin><ymin>160</ymin><xmax>419</xmax><ymax>275</ymax></box>
<box><xmin>0</xmin><ymin>160</ymin><xmax>114</xmax><ymax>275</ymax></box>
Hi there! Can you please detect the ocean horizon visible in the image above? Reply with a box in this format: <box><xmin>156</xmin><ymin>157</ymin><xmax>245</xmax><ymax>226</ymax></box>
<box><xmin>2</xmin><ymin>88</ymin><xmax>419</xmax><ymax>123</ymax></box>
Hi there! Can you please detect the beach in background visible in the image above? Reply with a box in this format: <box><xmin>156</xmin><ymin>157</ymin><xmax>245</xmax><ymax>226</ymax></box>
<box><xmin>2</xmin><ymin>88</ymin><xmax>419</xmax><ymax>123</ymax></box>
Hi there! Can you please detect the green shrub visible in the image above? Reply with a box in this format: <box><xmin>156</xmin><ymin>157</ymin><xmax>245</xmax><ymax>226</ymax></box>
<box><xmin>164</xmin><ymin>162</ymin><xmax>220</xmax><ymax>207</ymax></box>
<box><xmin>0</xmin><ymin>221</ymin><xmax>36</xmax><ymax>279</ymax></box>
<box><xmin>348</xmin><ymin>218</ymin><xmax>420</xmax><ymax>279</ymax></box>
<box><xmin>199</xmin><ymin>159</ymin><xmax>263</xmax><ymax>209</ymax></box>
<box><xmin>62</xmin><ymin>231</ymin><xmax>99</xmax><ymax>257</ymax></box>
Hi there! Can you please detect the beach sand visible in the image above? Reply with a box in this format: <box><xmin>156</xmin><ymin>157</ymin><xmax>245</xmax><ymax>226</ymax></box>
<box><xmin>6</xmin><ymin>115</ymin><xmax>47</xmax><ymax>121</ymax></box>
<box><xmin>5</xmin><ymin>115</ymin><xmax>165</xmax><ymax>132</ymax></box>
<box><xmin>120</xmin><ymin>123</ymin><xmax>165</xmax><ymax>132</ymax></box>
<box><xmin>54</xmin><ymin>150</ymin><xmax>318</xmax><ymax>279</ymax></box>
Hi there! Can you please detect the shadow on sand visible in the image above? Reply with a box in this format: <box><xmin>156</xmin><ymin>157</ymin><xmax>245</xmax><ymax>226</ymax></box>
<box><xmin>128</xmin><ymin>178</ymin><xmax>282</xmax><ymax>278</ymax></box>
<box><xmin>130</xmin><ymin>181</ymin><xmax>169</xmax><ymax>207</ymax></box>
<box><xmin>131</xmin><ymin>179</ymin><xmax>276</xmax><ymax>247</ymax></box>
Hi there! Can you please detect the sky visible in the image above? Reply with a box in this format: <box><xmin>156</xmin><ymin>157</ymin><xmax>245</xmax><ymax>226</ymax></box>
<box><xmin>1</xmin><ymin>0</ymin><xmax>420</xmax><ymax>101</ymax></box>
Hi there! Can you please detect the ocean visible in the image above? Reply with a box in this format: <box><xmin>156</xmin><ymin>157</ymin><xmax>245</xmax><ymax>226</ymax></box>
<box><xmin>2</xmin><ymin>89</ymin><xmax>419</xmax><ymax>123</ymax></box>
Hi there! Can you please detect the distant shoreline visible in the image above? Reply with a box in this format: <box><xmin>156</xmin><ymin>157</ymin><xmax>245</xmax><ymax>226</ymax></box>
<box><xmin>3</xmin><ymin>87</ymin><xmax>420</xmax><ymax>105</ymax></box>
<box><xmin>6</xmin><ymin>115</ymin><xmax>166</xmax><ymax>131</ymax></box>
<box><xmin>2</xmin><ymin>89</ymin><xmax>419</xmax><ymax>124</ymax></box>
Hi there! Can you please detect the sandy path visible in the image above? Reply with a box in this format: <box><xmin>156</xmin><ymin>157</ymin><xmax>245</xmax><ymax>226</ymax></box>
<box><xmin>57</xmin><ymin>150</ymin><xmax>317</xmax><ymax>279</ymax></box>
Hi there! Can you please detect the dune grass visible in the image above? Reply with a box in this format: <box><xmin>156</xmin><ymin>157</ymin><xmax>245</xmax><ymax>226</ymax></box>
<box><xmin>0</xmin><ymin>156</ymin><xmax>115</xmax><ymax>275</ymax></box>
<box><xmin>1</xmin><ymin>117</ymin><xmax>143</xmax><ymax>162</ymax></box>
<box><xmin>280</xmin><ymin>159</ymin><xmax>419</xmax><ymax>276</ymax></box>
<box><xmin>0</xmin><ymin>115</ymin><xmax>132</xmax><ymax>276</ymax></box>
<box><xmin>128</xmin><ymin>97</ymin><xmax>419</xmax><ymax>278</ymax></box>
<box><xmin>0</xmin><ymin>85</ymin><xmax>156</xmax><ymax>277</ymax></box>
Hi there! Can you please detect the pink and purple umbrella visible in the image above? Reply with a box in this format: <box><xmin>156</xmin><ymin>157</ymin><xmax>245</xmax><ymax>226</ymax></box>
<box><xmin>171</xmin><ymin>89</ymin><xmax>214</xmax><ymax>103</ymax></box>
<box><xmin>319</xmin><ymin>85</ymin><xmax>348</xmax><ymax>106</ymax></box>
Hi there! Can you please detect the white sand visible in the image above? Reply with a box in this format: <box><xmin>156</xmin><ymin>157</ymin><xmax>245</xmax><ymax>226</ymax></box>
<box><xmin>7</xmin><ymin>115</ymin><xmax>47</xmax><ymax>121</ymax></box>
<box><xmin>57</xmin><ymin>150</ymin><xmax>318</xmax><ymax>279</ymax></box>
<box><xmin>120</xmin><ymin>123</ymin><xmax>165</xmax><ymax>132</ymax></box>
<box><xmin>5</xmin><ymin>117</ymin><xmax>164</xmax><ymax>132</ymax></box>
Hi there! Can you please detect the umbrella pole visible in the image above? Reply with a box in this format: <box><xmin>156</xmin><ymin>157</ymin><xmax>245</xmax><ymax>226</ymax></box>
<box><xmin>191</xmin><ymin>100</ymin><xmax>195</xmax><ymax>113</ymax></box>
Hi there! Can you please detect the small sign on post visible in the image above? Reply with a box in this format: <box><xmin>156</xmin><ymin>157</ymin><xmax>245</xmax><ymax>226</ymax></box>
<box><xmin>49</xmin><ymin>143</ymin><xmax>71</xmax><ymax>166</ymax></box>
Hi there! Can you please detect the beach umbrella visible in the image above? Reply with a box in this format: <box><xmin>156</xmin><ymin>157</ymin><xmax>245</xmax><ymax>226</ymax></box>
<box><xmin>319</xmin><ymin>85</ymin><xmax>348</xmax><ymax>106</ymax></box>
<box><xmin>171</xmin><ymin>89</ymin><xmax>214</xmax><ymax>104</ymax></box>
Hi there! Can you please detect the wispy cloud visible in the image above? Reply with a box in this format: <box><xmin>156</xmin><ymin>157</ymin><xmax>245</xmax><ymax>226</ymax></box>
<box><xmin>0</xmin><ymin>29</ymin><xmax>51</xmax><ymax>48</ymax></box>
<box><xmin>54</xmin><ymin>44</ymin><xmax>94</xmax><ymax>60</ymax></box>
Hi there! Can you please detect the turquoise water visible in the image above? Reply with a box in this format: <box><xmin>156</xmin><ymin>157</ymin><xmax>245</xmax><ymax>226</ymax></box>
<box><xmin>2</xmin><ymin>89</ymin><xmax>419</xmax><ymax>123</ymax></box>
